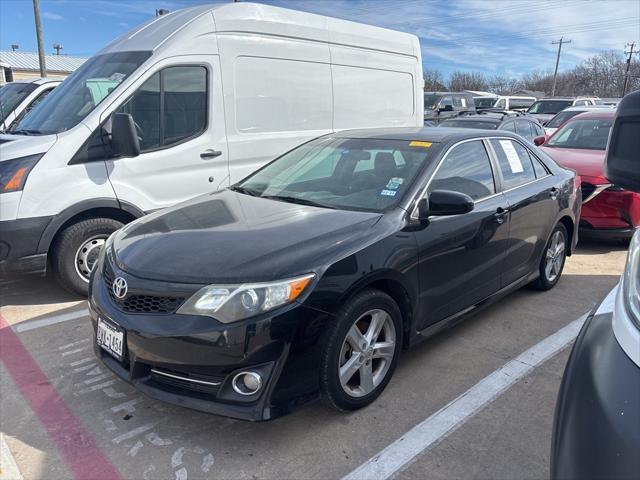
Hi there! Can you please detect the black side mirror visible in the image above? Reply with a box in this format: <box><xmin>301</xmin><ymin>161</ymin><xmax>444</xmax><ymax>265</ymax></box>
<box><xmin>533</xmin><ymin>135</ymin><xmax>546</xmax><ymax>146</ymax></box>
<box><xmin>111</xmin><ymin>113</ymin><xmax>140</xmax><ymax>158</ymax></box>
<box><xmin>440</xmin><ymin>104</ymin><xmax>454</xmax><ymax>112</ymax></box>
<box><xmin>417</xmin><ymin>190</ymin><xmax>475</xmax><ymax>220</ymax></box>
<box><xmin>605</xmin><ymin>90</ymin><xmax>640</xmax><ymax>192</ymax></box>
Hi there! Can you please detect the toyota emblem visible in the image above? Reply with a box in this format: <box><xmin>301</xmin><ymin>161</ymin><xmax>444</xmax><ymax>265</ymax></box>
<box><xmin>112</xmin><ymin>277</ymin><xmax>128</xmax><ymax>299</ymax></box>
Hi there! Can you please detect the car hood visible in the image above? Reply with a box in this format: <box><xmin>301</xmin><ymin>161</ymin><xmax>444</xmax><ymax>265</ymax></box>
<box><xmin>0</xmin><ymin>133</ymin><xmax>56</xmax><ymax>160</ymax></box>
<box><xmin>539</xmin><ymin>146</ymin><xmax>606</xmax><ymax>180</ymax></box>
<box><xmin>112</xmin><ymin>189</ymin><xmax>385</xmax><ymax>284</ymax></box>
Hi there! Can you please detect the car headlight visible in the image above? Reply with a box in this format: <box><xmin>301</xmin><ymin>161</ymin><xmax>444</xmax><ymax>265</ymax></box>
<box><xmin>177</xmin><ymin>273</ymin><xmax>315</xmax><ymax>323</ymax></box>
<box><xmin>0</xmin><ymin>153</ymin><xmax>44</xmax><ymax>193</ymax></box>
<box><xmin>621</xmin><ymin>230</ymin><xmax>640</xmax><ymax>328</ymax></box>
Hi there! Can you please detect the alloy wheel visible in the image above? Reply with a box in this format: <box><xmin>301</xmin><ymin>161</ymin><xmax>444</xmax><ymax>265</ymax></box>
<box><xmin>338</xmin><ymin>308</ymin><xmax>396</xmax><ymax>398</ymax></box>
<box><xmin>545</xmin><ymin>230</ymin><xmax>566</xmax><ymax>283</ymax></box>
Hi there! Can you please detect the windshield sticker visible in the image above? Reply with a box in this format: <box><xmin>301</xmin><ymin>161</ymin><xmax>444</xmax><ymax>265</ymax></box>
<box><xmin>109</xmin><ymin>72</ymin><xmax>126</xmax><ymax>83</ymax></box>
<box><xmin>386</xmin><ymin>177</ymin><xmax>404</xmax><ymax>189</ymax></box>
<box><xmin>380</xmin><ymin>189</ymin><xmax>397</xmax><ymax>197</ymax></box>
<box><xmin>409</xmin><ymin>141</ymin><xmax>432</xmax><ymax>148</ymax></box>
<box><xmin>499</xmin><ymin>140</ymin><xmax>524</xmax><ymax>173</ymax></box>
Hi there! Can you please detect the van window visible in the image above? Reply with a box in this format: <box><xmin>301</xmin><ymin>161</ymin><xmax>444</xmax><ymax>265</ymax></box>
<box><xmin>495</xmin><ymin>98</ymin><xmax>506</xmax><ymax>109</ymax></box>
<box><xmin>117</xmin><ymin>65</ymin><xmax>207</xmax><ymax>151</ymax></box>
<box><xmin>509</xmin><ymin>98</ymin><xmax>535</xmax><ymax>109</ymax></box>
<box><xmin>235</xmin><ymin>57</ymin><xmax>332</xmax><ymax>133</ymax></box>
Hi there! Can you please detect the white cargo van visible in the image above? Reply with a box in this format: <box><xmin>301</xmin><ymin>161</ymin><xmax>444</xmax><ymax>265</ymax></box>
<box><xmin>0</xmin><ymin>3</ymin><xmax>423</xmax><ymax>295</ymax></box>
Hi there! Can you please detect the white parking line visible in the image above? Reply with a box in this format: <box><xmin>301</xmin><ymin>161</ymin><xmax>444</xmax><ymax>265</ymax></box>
<box><xmin>0</xmin><ymin>434</ymin><xmax>23</xmax><ymax>480</ymax></box>
<box><xmin>343</xmin><ymin>308</ymin><xmax>597</xmax><ymax>480</ymax></box>
<box><xmin>14</xmin><ymin>309</ymin><xmax>89</xmax><ymax>333</ymax></box>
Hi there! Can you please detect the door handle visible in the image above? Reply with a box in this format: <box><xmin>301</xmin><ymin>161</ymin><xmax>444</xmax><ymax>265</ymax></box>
<box><xmin>200</xmin><ymin>149</ymin><xmax>222</xmax><ymax>159</ymax></box>
<box><xmin>549</xmin><ymin>187</ymin><xmax>559</xmax><ymax>199</ymax></box>
<box><xmin>494</xmin><ymin>207</ymin><xmax>509</xmax><ymax>225</ymax></box>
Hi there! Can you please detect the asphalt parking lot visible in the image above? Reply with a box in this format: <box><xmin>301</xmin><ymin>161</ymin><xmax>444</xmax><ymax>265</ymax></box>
<box><xmin>0</xmin><ymin>240</ymin><xmax>628</xmax><ymax>480</ymax></box>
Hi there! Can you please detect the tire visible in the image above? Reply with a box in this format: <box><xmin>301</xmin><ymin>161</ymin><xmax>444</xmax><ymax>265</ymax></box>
<box><xmin>532</xmin><ymin>223</ymin><xmax>568</xmax><ymax>291</ymax></box>
<box><xmin>320</xmin><ymin>288</ymin><xmax>402</xmax><ymax>411</ymax></box>
<box><xmin>51</xmin><ymin>217</ymin><xmax>123</xmax><ymax>297</ymax></box>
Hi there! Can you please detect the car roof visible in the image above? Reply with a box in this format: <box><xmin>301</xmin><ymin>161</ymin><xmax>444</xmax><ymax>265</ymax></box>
<box><xmin>570</xmin><ymin>110</ymin><xmax>615</xmax><ymax>120</ymax></box>
<box><xmin>441</xmin><ymin>115</ymin><xmax>502</xmax><ymax>123</ymax></box>
<box><xmin>332</xmin><ymin>126</ymin><xmax>519</xmax><ymax>143</ymax></box>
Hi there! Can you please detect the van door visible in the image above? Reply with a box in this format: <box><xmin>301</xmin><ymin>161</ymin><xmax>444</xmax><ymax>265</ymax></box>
<box><xmin>106</xmin><ymin>56</ymin><xmax>229</xmax><ymax>212</ymax></box>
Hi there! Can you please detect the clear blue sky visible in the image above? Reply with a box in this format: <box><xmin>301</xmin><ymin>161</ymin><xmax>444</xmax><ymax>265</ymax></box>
<box><xmin>1</xmin><ymin>0</ymin><xmax>638</xmax><ymax>78</ymax></box>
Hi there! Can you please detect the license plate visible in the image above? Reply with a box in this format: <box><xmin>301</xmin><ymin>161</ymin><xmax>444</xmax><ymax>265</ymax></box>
<box><xmin>97</xmin><ymin>317</ymin><xmax>125</xmax><ymax>361</ymax></box>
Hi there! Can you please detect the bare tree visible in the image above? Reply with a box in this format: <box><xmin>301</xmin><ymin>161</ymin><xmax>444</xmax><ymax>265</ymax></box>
<box><xmin>448</xmin><ymin>71</ymin><xmax>489</xmax><ymax>91</ymax></box>
<box><xmin>424</xmin><ymin>70</ymin><xmax>447</xmax><ymax>91</ymax></box>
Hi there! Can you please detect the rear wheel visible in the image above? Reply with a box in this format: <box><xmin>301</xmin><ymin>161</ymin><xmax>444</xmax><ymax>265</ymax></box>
<box><xmin>532</xmin><ymin>223</ymin><xmax>568</xmax><ymax>290</ymax></box>
<box><xmin>320</xmin><ymin>289</ymin><xmax>401</xmax><ymax>411</ymax></box>
<box><xmin>51</xmin><ymin>217</ymin><xmax>123</xmax><ymax>296</ymax></box>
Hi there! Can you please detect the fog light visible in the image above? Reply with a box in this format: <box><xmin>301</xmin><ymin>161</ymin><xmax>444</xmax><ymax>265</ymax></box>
<box><xmin>232</xmin><ymin>371</ymin><xmax>262</xmax><ymax>396</ymax></box>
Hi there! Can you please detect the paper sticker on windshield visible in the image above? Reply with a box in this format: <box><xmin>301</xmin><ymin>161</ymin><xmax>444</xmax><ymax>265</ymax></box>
<box><xmin>499</xmin><ymin>140</ymin><xmax>524</xmax><ymax>173</ymax></box>
<box><xmin>109</xmin><ymin>72</ymin><xmax>126</xmax><ymax>83</ymax></box>
<box><xmin>409</xmin><ymin>141</ymin><xmax>432</xmax><ymax>148</ymax></box>
<box><xmin>386</xmin><ymin>177</ymin><xmax>404</xmax><ymax>189</ymax></box>
<box><xmin>381</xmin><ymin>189</ymin><xmax>397</xmax><ymax>197</ymax></box>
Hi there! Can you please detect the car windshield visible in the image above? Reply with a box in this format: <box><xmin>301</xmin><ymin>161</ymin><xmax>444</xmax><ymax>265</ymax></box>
<box><xmin>13</xmin><ymin>51</ymin><xmax>151</xmax><ymax>135</ymax></box>
<box><xmin>546</xmin><ymin>118</ymin><xmax>613</xmax><ymax>150</ymax></box>
<box><xmin>527</xmin><ymin>100</ymin><xmax>573</xmax><ymax>114</ymax></box>
<box><xmin>0</xmin><ymin>82</ymin><xmax>37</xmax><ymax>124</ymax></box>
<box><xmin>475</xmin><ymin>98</ymin><xmax>497</xmax><ymax>108</ymax></box>
<box><xmin>424</xmin><ymin>94</ymin><xmax>442</xmax><ymax>109</ymax></box>
<box><xmin>546</xmin><ymin>110</ymin><xmax>584</xmax><ymax>128</ymax></box>
<box><xmin>439</xmin><ymin>120</ymin><xmax>499</xmax><ymax>129</ymax></box>
<box><xmin>235</xmin><ymin>137</ymin><xmax>437</xmax><ymax>212</ymax></box>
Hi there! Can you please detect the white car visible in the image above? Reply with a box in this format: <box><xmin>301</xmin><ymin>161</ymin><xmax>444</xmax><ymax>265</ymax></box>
<box><xmin>0</xmin><ymin>78</ymin><xmax>60</xmax><ymax>131</ymax></box>
<box><xmin>0</xmin><ymin>2</ymin><xmax>424</xmax><ymax>295</ymax></box>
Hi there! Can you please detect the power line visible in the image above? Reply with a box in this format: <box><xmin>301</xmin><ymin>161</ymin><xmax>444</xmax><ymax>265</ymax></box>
<box><xmin>551</xmin><ymin>37</ymin><xmax>572</xmax><ymax>95</ymax></box>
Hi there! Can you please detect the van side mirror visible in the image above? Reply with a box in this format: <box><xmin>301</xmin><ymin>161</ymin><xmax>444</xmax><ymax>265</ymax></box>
<box><xmin>111</xmin><ymin>113</ymin><xmax>140</xmax><ymax>158</ymax></box>
<box><xmin>417</xmin><ymin>190</ymin><xmax>474</xmax><ymax>220</ymax></box>
<box><xmin>533</xmin><ymin>135</ymin><xmax>546</xmax><ymax>146</ymax></box>
<box><xmin>604</xmin><ymin>91</ymin><xmax>640</xmax><ymax>192</ymax></box>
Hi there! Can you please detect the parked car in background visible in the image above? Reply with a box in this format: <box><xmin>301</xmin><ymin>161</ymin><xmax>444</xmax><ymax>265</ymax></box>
<box><xmin>492</xmin><ymin>95</ymin><xmax>537</xmax><ymax>111</ymax></box>
<box><xmin>424</xmin><ymin>91</ymin><xmax>475</xmax><ymax>124</ymax></box>
<box><xmin>526</xmin><ymin>97</ymin><xmax>601</xmax><ymax>125</ymax></box>
<box><xmin>438</xmin><ymin>110</ymin><xmax>544</xmax><ymax>142</ymax></box>
<box><xmin>0</xmin><ymin>2</ymin><xmax>424</xmax><ymax>296</ymax></box>
<box><xmin>552</xmin><ymin>90</ymin><xmax>640</xmax><ymax>480</ymax></box>
<box><xmin>89</xmin><ymin>126</ymin><xmax>580</xmax><ymax>421</ymax></box>
<box><xmin>543</xmin><ymin>105</ymin><xmax>614</xmax><ymax>137</ymax></box>
<box><xmin>0</xmin><ymin>78</ymin><xmax>60</xmax><ymax>131</ymax></box>
<box><xmin>474</xmin><ymin>95</ymin><xmax>498</xmax><ymax>110</ymax></box>
<box><xmin>539</xmin><ymin>110</ymin><xmax>639</xmax><ymax>241</ymax></box>
<box><xmin>600</xmin><ymin>97</ymin><xmax>621</xmax><ymax>107</ymax></box>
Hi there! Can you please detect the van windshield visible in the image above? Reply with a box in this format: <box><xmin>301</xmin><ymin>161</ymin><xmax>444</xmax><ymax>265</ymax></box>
<box><xmin>0</xmin><ymin>82</ymin><xmax>38</xmax><ymax>124</ymax></box>
<box><xmin>13</xmin><ymin>51</ymin><xmax>151</xmax><ymax>135</ymax></box>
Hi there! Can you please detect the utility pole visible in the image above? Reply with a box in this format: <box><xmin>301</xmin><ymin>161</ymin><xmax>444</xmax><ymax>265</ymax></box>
<box><xmin>622</xmin><ymin>42</ymin><xmax>638</xmax><ymax>97</ymax></box>
<box><xmin>32</xmin><ymin>0</ymin><xmax>46</xmax><ymax>77</ymax></box>
<box><xmin>551</xmin><ymin>37</ymin><xmax>571</xmax><ymax>96</ymax></box>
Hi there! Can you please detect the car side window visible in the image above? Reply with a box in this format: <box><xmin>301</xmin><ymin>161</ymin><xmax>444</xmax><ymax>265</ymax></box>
<box><xmin>490</xmin><ymin>139</ymin><xmax>537</xmax><ymax>189</ymax></box>
<box><xmin>515</xmin><ymin>119</ymin><xmax>534</xmax><ymax>141</ymax></box>
<box><xmin>453</xmin><ymin>95</ymin><xmax>463</xmax><ymax>107</ymax></box>
<box><xmin>117</xmin><ymin>65</ymin><xmax>207</xmax><ymax>152</ymax></box>
<box><xmin>428</xmin><ymin>140</ymin><xmax>496</xmax><ymax>200</ymax></box>
<box><xmin>440</xmin><ymin>96</ymin><xmax>453</xmax><ymax>108</ymax></box>
<box><xmin>501</xmin><ymin>121</ymin><xmax>516</xmax><ymax>132</ymax></box>
<box><xmin>495</xmin><ymin>98</ymin><xmax>506</xmax><ymax>109</ymax></box>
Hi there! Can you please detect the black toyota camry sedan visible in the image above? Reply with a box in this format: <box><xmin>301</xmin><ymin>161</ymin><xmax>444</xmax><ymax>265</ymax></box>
<box><xmin>89</xmin><ymin>127</ymin><xmax>580</xmax><ymax>421</ymax></box>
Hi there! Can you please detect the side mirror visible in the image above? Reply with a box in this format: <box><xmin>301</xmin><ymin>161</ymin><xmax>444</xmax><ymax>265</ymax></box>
<box><xmin>533</xmin><ymin>135</ymin><xmax>546</xmax><ymax>146</ymax></box>
<box><xmin>440</xmin><ymin>104</ymin><xmax>454</xmax><ymax>112</ymax></box>
<box><xmin>111</xmin><ymin>113</ymin><xmax>140</xmax><ymax>158</ymax></box>
<box><xmin>604</xmin><ymin>91</ymin><xmax>640</xmax><ymax>192</ymax></box>
<box><xmin>417</xmin><ymin>190</ymin><xmax>474</xmax><ymax>220</ymax></box>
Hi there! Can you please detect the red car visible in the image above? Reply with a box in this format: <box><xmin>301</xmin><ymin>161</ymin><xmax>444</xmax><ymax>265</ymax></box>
<box><xmin>539</xmin><ymin>110</ymin><xmax>640</xmax><ymax>241</ymax></box>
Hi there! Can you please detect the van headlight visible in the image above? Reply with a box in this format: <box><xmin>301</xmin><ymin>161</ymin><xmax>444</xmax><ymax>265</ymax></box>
<box><xmin>621</xmin><ymin>230</ymin><xmax>640</xmax><ymax>328</ymax></box>
<box><xmin>0</xmin><ymin>153</ymin><xmax>43</xmax><ymax>193</ymax></box>
<box><xmin>177</xmin><ymin>273</ymin><xmax>315</xmax><ymax>323</ymax></box>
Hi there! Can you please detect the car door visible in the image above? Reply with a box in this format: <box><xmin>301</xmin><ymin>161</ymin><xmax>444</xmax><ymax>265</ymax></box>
<box><xmin>106</xmin><ymin>57</ymin><xmax>229</xmax><ymax>212</ymax></box>
<box><xmin>488</xmin><ymin>137</ymin><xmax>558</xmax><ymax>287</ymax></box>
<box><xmin>414</xmin><ymin>139</ymin><xmax>510</xmax><ymax>329</ymax></box>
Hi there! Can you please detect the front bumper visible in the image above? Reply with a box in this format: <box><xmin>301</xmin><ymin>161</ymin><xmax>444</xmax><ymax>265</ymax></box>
<box><xmin>0</xmin><ymin>216</ymin><xmax>52</xmax><ymax>277</ymax></box>
<box><xmin>551</xmin><ymin>296</ymin><xmax>640</xmax><ymax>479</ymax></box>
<box><xmin>89</xmin><ymin>259</ymin><xmax>331</xmax><ymax>421</ymax></box>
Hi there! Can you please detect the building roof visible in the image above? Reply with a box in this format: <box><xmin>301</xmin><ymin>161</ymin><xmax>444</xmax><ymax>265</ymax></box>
<box><xmin>0</xmin><ymin>51</ymin><xmax>86</xmax><ymax>73</ymax></box>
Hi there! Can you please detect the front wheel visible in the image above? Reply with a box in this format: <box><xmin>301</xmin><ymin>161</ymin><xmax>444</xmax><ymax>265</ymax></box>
<box><xmin>51</xmin><ymin>217</ymin><xmax>123</xmax><ymax>296</ymax></box>
<box><xmin>532</xmin><ymin>223</ymin><xmax>568</xmax><ymax>291</ymax></box>
<box><xmin>320</xmin><ymin>289</ymin><xmax>402</xmax><ymax>411</ymax></box>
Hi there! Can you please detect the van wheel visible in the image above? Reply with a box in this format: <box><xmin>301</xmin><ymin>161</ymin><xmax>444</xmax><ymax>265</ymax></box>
<box><xmin>320</xmin><ymin>289</ymin><xmax>401</xmax><ymax>411</ymax></box>
<box><xmin>51</xmin><ymin>218</ymin><xmax>123</xmax><ymax>297</ymax></box>
<box><xmin>532</xmin><ymin>223</ymin><xmax>568</xmax><ymax>291</ymax></box>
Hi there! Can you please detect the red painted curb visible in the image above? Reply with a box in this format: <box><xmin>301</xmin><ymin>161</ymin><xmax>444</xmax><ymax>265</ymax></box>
<box><xmin>0</xmin><ymin>314</ymin><xmax>122</xmax><ymax>480</ymax></box>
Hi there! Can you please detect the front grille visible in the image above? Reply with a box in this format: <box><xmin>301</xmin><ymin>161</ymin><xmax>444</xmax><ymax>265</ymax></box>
<box><xmin>103</xmin><ymin>260</ymin><xmax>185</xmax><ymax>314</ymax></box>
<box><xmin>581</xmin><ymin>182</ymin><xmax>595</xmax><ymax>202</ymax></box>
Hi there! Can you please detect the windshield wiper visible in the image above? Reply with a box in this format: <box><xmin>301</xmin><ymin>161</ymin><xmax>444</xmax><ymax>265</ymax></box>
<box><xmin>229</xmin><ymin>185</ymin><xmax>260</xmax><ymax>197</ymax></box>
<box><xmin>261</xmin><ymin>195</ymin><xmax>337</xmax><ymax>209</ymax></box>
<box><xmin>11</xmin><ymin>129</ymin><xmax>43</xmax><ymax>136</ymax></box>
